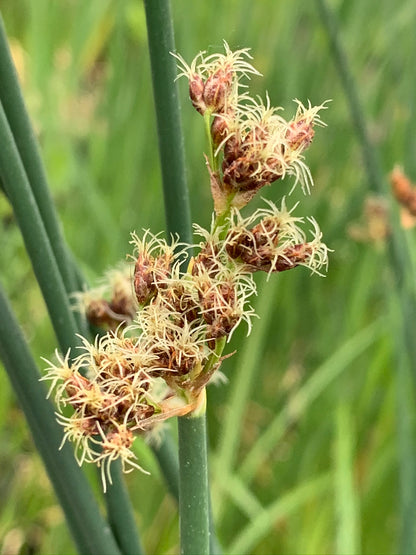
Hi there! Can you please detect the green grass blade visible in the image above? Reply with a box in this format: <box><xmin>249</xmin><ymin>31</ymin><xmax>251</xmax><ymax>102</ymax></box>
<box><xmin>0</xmin><ymin>13</ymin><xmax>77</xmax><ymax>294</ymax></box>
<box><xmin>228</xmin><ymin>473</ymin><xmax>331</xmax><ymax>555</ymax></box>
<box><xmin>334</xmin><ymin>402</ymin><xmax>361</xmax><ymax>554</ymax></box>
<box><xmin>239</xmin><ymin>319</ymin><xmax>384</xmax><ymax>482</ymax></box>
<box><xmin>0</xmin><ymin>100</ymin><xmax>80</xmax><ymax>353</ymax></box>
<box><xmin>391</xmin><ymin>294</ymin><xmax>416</xmax><ymax>554</ymax></box>
<box><xmin>212</xmin><ymin>466</ymin><xmax>263</xmax><ymax>519</ymax></box>
<box><xmin>315</xmin><ymin>0</ymin><xmax>416</xmax><ymax>370</ymax></box>
<box><xmin>0</xmin><ymin>283</ymin><xmax>121</xmax><ymax>555</ymax></box>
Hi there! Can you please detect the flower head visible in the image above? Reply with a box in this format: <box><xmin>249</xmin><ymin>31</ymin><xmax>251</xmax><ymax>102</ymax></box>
<box><xmin>173</xmin><ymin>40</ymin><xmax>261</xmax><ymax>116</ymax></box>
<box><xmin>42</xmin><ymin>43</ymin><xmax>329</xmax><ymax>489</ymax></box>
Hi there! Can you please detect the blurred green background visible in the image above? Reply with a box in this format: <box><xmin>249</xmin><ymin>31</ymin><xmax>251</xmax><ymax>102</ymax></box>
<box><xmin>1</xmin><ymin>0</ymin><xmax>415</xmax><ymax>553</ymax></box>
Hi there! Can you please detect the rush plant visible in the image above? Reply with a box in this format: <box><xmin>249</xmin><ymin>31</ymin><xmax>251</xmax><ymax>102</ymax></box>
<box><xmin>0</xmin><ymin>2</ymin><xmax>328</xmax><ymax>554</ymax></box>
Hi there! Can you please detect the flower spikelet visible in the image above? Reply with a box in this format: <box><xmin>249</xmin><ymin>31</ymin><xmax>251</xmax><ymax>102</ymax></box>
<box><xmin>173</xmin><ymin>40</ymin><xmax>261</xmax><ymax>116</ymax></box>
<box><xmin>72</xmin><ymin>264</ymin><xmax>136</xmax><ymax>330</ymax></box>
<box><xmin>224</xmin><ymin>199</ymin><xmax>329</xmax><ymax>276</ymax></box>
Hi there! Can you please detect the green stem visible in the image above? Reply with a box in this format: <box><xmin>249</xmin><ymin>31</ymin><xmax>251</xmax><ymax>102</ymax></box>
<box><xmin>0</xmin><ymin>14</ymin><xmax>77</xmax><ymax>295</ymax></box>
<box><xmin>152</xmin><ymin>428</ymin><xmax>180</xmax><ymax>500</ymax></box>
<box><xmin>152</xmin><ymin>429</ymin><xmax>223</xmax><ymax>555</ymax></box>
<box><xmin>143</xmin><ymin>2</ymin><xmax>214</xmax><ymax>553</ymax></box>
<box><xmin>178</xmin><ymin>412</ymin><xmax>210</xmax><ymax>555</ymax></box>
<box><xmin>0</xmin><ymin>99</ymin><xmax>80</xmax><ymax>353</ymax></box>
<box><xmin>203</xmin><ymin>336</ymin><xmax>227</xmax><ymax>377</ymax></box>
<box><xmin>105</xmin><ymin>461</ymin><xmax>144</xmax><ymax>555</ymax></box>
<box><xmin>143</xmin><ymin>0</ymin><xmax>192</xmax><ymax>243</ymax></box>
<box><xmin>0</xmin><ymin>283</ymin><xmax>121</xmax><ymax>555</ymax></box>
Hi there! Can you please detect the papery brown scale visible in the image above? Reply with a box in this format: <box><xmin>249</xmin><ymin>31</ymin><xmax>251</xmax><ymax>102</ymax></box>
<box><xmin>105</xmin><ymin>426</ymin><xmax>134</xmax><ymax>450</ymax></box>
<box><xmin>251</xmin><ymin>219</ymin><xmax>280</xmax><ymax>247</ymax></box>
<box><xmin>203</xmin><ymin>66</ymin><xmax>233</xmax><ymax>113</ymax></box>
<box><xmin>189</xmin><ymin>74</ymin><xmax>206</xmax><ymax>115</ymax></box>
<box><xmin>86</xmin><ymin>299</ymin><xmax>114</xmax><ymax>328</ymax></box>
<box><xmin>192</xmin><ymin>243</ymin><xmax>221</xmax><ymax>277</ymax></box>
<box><xmin>206</xmin><ymin>313</ymin><xmax>240</xmax><ymax>339</ymax></box>
<box><xmin>108</xmin><ymin>297</ymin><xmax>134</xmax><ymax>323</ymax></box>
<box><xmin>80</xmin><ymin>417</ymin><xmax>101</xmax><ymax>437</ymax></box>
<box><xmin>133</xmin><ymin>404</ymin><xmax>156</xmax><ymax>423</ymax></box>
<box><xmin>199</xmin><ymin>280</ymin><xmax>239</xmax><ymax>340</ymax></box>
<box><xmin>162</xmin><ymin>283</ymin><xmax>200</xmax><ymax>324</ymax></box>
<box><xmin>223</xmin><ymin>134</ymin><xmax>243</xmax><ymax>165</ymax></box>
<box><xmin>65</xmin><ymin>373</ymin><xmax>93</xmax><ymax>398</ymax></box>
<box><xmin>286</xmin><ymin>119</ymin><xmax>315</xmax><ymax>151</ymax></box>
<box><xmin>271</xmin><ymin>243</ymin><xmax>313</xmax><ymax>272</ymax></box>
<box><xmin>225</xmin><ymin>228</ymin><xmax>254</xmax><ymax>260</ymax></box>
<box><xmin>211</xmin><ymin>115</ymin><xmax>230</xmax><ymax>149</ymax></box>
<box><xmin>134</xmin><ymin>254</ymin><xmax>157</xmax><ymax>304</ymax></box>
<box><xmin>390</xmin><ymin>167</ymin><xmax>415</xmax><ymax>210</ymax></box>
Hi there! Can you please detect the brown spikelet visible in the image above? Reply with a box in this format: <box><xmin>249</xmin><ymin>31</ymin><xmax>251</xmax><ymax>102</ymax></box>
<box><xmin>390</xmin><ymin>166</ymin><xmax>416</xmax><ymax>216</ymax></box>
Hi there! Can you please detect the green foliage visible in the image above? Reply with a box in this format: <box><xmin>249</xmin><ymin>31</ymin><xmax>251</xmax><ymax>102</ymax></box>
<box><xmin>1</xmin><ymin>0</ymin><xmax>415</xmax><ymax>553</ymax></box>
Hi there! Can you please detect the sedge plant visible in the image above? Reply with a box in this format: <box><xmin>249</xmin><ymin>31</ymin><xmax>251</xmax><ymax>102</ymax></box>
<box><xmin>0</xmin><ymin>2</ymin><xmax>329</xmax><ymax>552</ymax></box>
<box><xmin>41</xmin><ymin>41</ymin><xmax>329</xmax><ymax>553</ymax></box>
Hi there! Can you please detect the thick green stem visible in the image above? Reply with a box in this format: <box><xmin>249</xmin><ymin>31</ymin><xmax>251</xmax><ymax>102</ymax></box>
<box><xmin>152</xmin><ymin>428</ymin><xmax>180</xmax><ymax>500</ymax></box>
<box><xmin>0</xmin><ymin>100</ymin><xmax>80</xmax><ymax>353</ymax></box>
<box><xmin>178</xmin><ymin>412</ymin><xmax>210</xmax><ymax>555</ymax></box>
<box><xmin>0</xmin><ymin>283</ymin><xmax>121</xmax><ymax>555</ymax></box>
<box><xmin>143</xmin><ymin>0</ymin><xmax>192</xmax><ymax>243</ymax></box>
<box><xmin>0</xmin><ymin>14</ymin><xmax>77</xmax><ymax>295</ymax></box>
<box><xmin>143</xmin><ymin>2</ymin><xmax>214</xmax><ymax>553</ymax></box>
<box><xmin>105</xmin><ymin>461</ymin><xmax>144</xmax><ymax>555</ymax></box>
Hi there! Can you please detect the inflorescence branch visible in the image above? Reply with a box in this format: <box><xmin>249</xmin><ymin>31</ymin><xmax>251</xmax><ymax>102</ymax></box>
<box><xmin>41</xmin><ymin>41</ymin><xmax>329</xmax><ymax>490</ymax></box>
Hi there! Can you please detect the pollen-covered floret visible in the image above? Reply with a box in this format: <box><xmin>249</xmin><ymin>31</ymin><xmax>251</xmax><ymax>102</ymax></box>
<box><xmin>224</xmin><ymin>198</ymin><xmax>329</xmax><ymax>276</ymax></box>
<box><xmin>130</xmin><ymin>230</ymin><xmax>189</xmax><ymax>305</ymax></box>
<box><xmin>173</xmin><ymin>40</ymin><xmax>261</xmax><ymax>116</ymax></box>
<box><xmin>219</xmin><ymin>97</ymin><xmax>328</xmax><ymax>201</ymax></box>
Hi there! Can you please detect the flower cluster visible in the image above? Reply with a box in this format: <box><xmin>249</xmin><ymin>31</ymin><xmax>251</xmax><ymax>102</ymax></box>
<box><xmin>175</xmin><ymin>41</ymin><xmax>328</xmax><ymax>212</ymax></box>
<box><xmin>42</xmin><ymin>43</ymin><xmax>329</xmax><ymax>488</ymax></box>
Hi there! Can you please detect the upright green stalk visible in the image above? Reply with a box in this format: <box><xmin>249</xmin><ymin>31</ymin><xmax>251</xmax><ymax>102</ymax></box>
<box><xmin>0</xmin><ymin>284</ymin><xmax>121</xmax><ymax>555</ymax></box>
<box><xmin>0</xmin><ymin>100</ymin><xmax>79</xmax><ymax>353</ymax></box>
<box><xmin>177</xmin><ymin>410</ymin><xmax>210</xmax><ymax>555</ymax></box>
<box><xmin>0</xmin><ymin>14</ymin><xmax>77</xmax><ymax>295</ymax></box>
<box><xmin>105</xmin><ymin>461</ymin><xmax>144</xmax><ymax>555</ymax></box>
<box><xmin>143</xmin><ymin>0</ymin><xmax>192</xmax><ymax>243</ymax></box>
<box><xmin>143</xmin><ymin>2</ymin><xmax>210</xmax><ymax>553</ymax></box>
